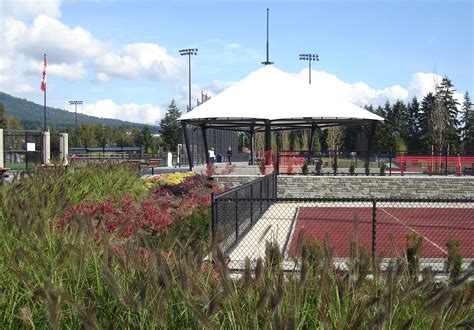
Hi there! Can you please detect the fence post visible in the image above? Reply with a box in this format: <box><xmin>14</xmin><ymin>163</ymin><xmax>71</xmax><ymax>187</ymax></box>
<box><xmin>25</xmin><ymin>131</ymin><xmax>29</xmax><ymax>170</ymax></box>
<box><xmin>266</xmin><ymin>173</ymin><xmax>270</xmax><ymax>200</ymax></box>
<box><xmin>0</xmin><ymin>128</ymin><xmax>3</xmax><ymax>169</ymax></box>
<box><xmin>250</xmin><ymin>184</ymin><xmax>253</xmax><ymax>225</ymax></box>
<box><xmin>259</xmin><ymin>179</ymin><xmax>263</xmax><ymax>215</ymax></box>
<box><xmin>59</xmin><ymin>133</ymin><xmax>69</xmax><ymax>165</ymax></box>
<box><xmin>235</xmin><ymin>191</ymin><xmax>239</xmax><ymax>243</ymax></box>
<box><xmin>372</xmin><ymin>200</ymin><xmax>377</xmax><ymax>260</ymax></box>
<box><xmin>42</xmin><ymin>131</ymin><xmax>51</xmax><ymax>165</ymax></box>
<box><xmin>389</xmin><ymin>149</ymin><xmax>392</xmax><ymax>176</ymax></box>
<box><xmin>274</xmin><ymin>172</ymin><xmax>277</xmax><ymax>198</ymax></box>
<box><xmin>211</xmin><ymin>192</ymin><xmax>216</xmax><ymax>238</ymax></box>
<box><xmin>276</xmin><ymin>150</ymin><xmax>280</xmax><ymax>174</ymax></box>
<box><xmin>445</xmin><ymin>149</ymin><xmax>448</xmax><ymax>176</ymax></box>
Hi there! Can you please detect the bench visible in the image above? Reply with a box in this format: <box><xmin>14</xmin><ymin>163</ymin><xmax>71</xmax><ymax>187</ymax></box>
<box><xmin>463</xmin><ymin>167</ymin><xmax>474</xmax><ymax>176</ymax></box>
<box><xmin>0</xmin><ymin>168</ymin><xmax>9</xmax><ymax>184</ymax></box>
<box><xmin>144</xmin><ymin>159</ymin><xmax>161</xmax><ymax>175</ymax></box>
<box><xmin>124</xmin><ymin>159</ymin><xmax>142</xmax><ymax>172</ymax></box>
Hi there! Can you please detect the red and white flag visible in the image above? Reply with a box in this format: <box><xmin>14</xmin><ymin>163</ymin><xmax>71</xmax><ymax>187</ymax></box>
<box><xmin>40</xmin><ymin>54</ymin><xmax>47</xmax><ymax>91</ymax></box>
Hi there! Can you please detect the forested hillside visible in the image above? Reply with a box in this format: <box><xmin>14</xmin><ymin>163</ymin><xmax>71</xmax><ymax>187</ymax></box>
<box><xmin>0</xmin><ymin>92</ymin><xmax>159</xmax><ymax>131</ymax></box>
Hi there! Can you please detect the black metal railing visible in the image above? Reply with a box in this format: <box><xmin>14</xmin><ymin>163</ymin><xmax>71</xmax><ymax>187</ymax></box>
<box><xmin>276</xmin><ymin>149</ymin><xmax>474</xmax><ymax>176</ymax></box>
<box><xmin>212</xmin><ymin>172</ymin><xmax>277</xmax><ymax>253</ymax></box>
<box><xmin>212</xmin><ymin>190</ymin><xmax>474</xmax><ymax>273</ymax></box>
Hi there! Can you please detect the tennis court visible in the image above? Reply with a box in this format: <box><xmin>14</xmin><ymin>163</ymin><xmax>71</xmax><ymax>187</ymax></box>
<box><xmin>287</xmin><ymin>206</ymin><xmax>474</xmax><ymax>259</ymax></box>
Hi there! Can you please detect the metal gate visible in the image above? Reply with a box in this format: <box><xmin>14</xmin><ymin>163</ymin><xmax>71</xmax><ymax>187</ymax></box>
<box><xmin>3</xmin><ymin>130</ymin><xmax>43</xmax><ymax>171</ymax></box>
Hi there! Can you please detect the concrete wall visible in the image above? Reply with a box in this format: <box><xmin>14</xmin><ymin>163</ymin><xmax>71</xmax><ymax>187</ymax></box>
<box><xmin>214</xmin><ymin>175</ymin><xmax>474</xmax><ymax>198</ymax></box>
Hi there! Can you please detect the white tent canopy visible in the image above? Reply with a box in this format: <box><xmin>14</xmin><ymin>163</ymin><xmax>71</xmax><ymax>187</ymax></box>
<box><xmin>178</xmin><ymin>65</ymin><xmax>384</xmax><ymax>131</ymax></box>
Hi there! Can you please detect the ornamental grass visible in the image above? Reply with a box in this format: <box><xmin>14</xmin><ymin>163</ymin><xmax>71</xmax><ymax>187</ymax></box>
<box><xmin>0</xmin><ymin>163</ymin><xmax>472</xmax><ymax>328</ymax></box>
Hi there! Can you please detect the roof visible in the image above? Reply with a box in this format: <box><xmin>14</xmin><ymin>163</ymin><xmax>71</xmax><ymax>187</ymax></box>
<box><xmin>178</xmin><ymin>65</ymin><xmax>384</xmax><ymax>132</ymax></box>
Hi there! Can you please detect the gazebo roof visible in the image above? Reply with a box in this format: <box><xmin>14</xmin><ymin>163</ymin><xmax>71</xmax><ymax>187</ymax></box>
<box><xmin>178</xmin><ymin>65</ymin><xmax>384</xmax><ymax>132</ymax></box>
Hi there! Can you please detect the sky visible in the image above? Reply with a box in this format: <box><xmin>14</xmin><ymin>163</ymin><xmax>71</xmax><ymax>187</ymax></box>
<box><xmin>0</xmin><ymin>0</ymin><xmax>472</xmax><ymax>125</ymax></box>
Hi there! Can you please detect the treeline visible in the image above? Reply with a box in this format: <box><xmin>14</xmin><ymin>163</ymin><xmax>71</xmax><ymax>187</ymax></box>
<box><xmin>366</xmin><ymin>77</ymin><xmax>473</xmax><ymax>153</ymax></box>
<box><xmin>0</xmin><ymin>109</ymin><xmax>160</xmax><ymax>154</ymax></box>
<box><xmin>240</xmin><ymin>76</ymin><xmax>473</xmax><ymax>154</ymax></box>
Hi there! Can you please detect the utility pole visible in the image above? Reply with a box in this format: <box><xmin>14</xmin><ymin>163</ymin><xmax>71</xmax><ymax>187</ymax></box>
<box><xmin>179</xmin><ymin>48</ymin><xmax>198</xmax><ymax>112</ymax></box>
<box><xmin>69</xmin><ymin>100</ymin><xmax>83</xmax><ymax>148</ymax></box>
<box><xmin>299</xmin><ymin>53</ymin><xmax>319</xmax><ymax>84</ymax></box>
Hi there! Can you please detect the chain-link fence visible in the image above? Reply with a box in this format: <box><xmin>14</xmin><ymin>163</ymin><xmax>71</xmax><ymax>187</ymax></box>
<box><xmin>212</xmin><ymin>172</ymin><xmax>277</xmax><ymax>254</ymax></box>
<box><xmin>212</xmin><ymin>177</ymin><xmax>473</xmax><ymax>272</ymax></box>
<box><xmin>3</xmin><ymin>129</ymin><xmax>43</xmax><ymax>171</ymax></box>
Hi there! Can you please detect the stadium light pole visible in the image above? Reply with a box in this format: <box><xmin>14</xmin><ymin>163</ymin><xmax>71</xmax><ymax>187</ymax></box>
<box><xmin>179</xmin><ymin>48</ymin><xmax>198</xmax><ymax>112</ymax></box>
<box><xmin>69</xmin><ymin>100</ymin><xmax>83</xmax><ymax>148</ymax></box>
<box><xmin>299</xmin><ymin>53</ymin><xmax>319</xmax><ymax>84</ymax></box>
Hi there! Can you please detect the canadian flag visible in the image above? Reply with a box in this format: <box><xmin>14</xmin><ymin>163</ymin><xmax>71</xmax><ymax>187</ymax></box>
<box><xmin>40</xmin><ymin>54</ymin><xmax>47</xmax><ymax>91</ymax></box>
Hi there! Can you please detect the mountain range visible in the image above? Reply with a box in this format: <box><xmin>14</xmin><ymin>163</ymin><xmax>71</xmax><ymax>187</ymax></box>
<box><xmin>0</xmin><ymin>92</ymin><xmax>159</xmax><ymax>131</ymax></box>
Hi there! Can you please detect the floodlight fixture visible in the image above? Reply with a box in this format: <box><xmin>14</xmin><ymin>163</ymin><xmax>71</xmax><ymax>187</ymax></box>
<box><xmin>179</xmin><ymin>48</ymin><xmax>199</xmax><ymax>112</ymax></box>
<box><xmin>299</xmin><ymin>53</ymin><xmax>319</xmax><ymax>84</ymax></box>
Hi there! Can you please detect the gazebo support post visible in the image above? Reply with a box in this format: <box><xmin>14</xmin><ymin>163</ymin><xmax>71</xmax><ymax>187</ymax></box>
<box><xmin>307</xmin><ymin>124</ymin><xmax>316</xmax><ymax>165</ymax></box>
<box><xmin>365</xmin><ymin>121</ymin><xmax>377</xmax><ymax>176</ymax></box>
<box><xmin>264</xmin><ymin>120</ymin><xmax>272</xmax><ymax>166</ymax></box>
<box><xmin>201</xmin><ymin>126</ymin><xmax>210</xmax><ymax>165</ymax></box>
<box><xmin>250</xmin><ymin>124</ymin><xmax>255</xmax><ymax>165</ymax></box>
<box><xmin>182</xmin><ymin>122</ymin><xmax>194</xmax><ymax>171</ymax></box>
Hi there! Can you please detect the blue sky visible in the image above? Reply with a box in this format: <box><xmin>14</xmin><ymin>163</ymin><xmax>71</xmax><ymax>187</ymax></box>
<box><xmin>1</xmin><ymin>0</ymin><xmax>472</xmax><ymax>124</ymax></box>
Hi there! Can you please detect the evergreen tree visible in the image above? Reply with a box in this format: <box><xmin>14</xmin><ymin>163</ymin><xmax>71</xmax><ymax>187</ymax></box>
<box><xmin>289</xmin><ymin>130</ymin><xmax>298</xmax><ymax>150</ymax></box>
<box><xmin>372</xmin><ymin>105</ymin><xmax>392</xmax><ymax>150</ymax></box>
<box><xmin>160</xmin><ymin>100</ymin><xmax>182</xmax><ymax>152</ymax></box>
<box><xmin>419</xmin><ymin>92</ymin><xmax>436</xmax><ymax>151</ymax></box>
<box><xmin>312</xmin><ymin>130</ymin><xmax>321</xmax><ymax>153</ymax></box>
<box><xmin>140</xmin><ymin>125</ymin><xmax>154</xmax><ymax>153</ymax></box>
<box><xmin>461</xmin><ymin>91</ymin><xmax>474</xmax><ymax>150</ymax></box>
<box><xmin>0</xmin><ymin>102</ymin><xmax>4</xmax><ymax>129</ymax></box>
<box><xmin>379</xmin><ymin>101</ymin><xmax>399</xmax><ymax>151</ymax></box>
<box><xmin>388</xmin><ymin>100</ymin><xmax>407</xmax><ymax>151</ymax></box>
<box><xmin>435</xmin><ymin>77</ymin><xmax>460</xmax><ymax>150</ymax></box>
<box><xmin>405</xmin><ymin>97</ymin><xmax>421</xmax><ymax>150</ymax></box>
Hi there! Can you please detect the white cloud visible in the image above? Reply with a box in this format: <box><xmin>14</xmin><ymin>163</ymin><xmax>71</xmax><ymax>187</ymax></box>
<box><xmin>4</xmin><ymin>15</ymin><xmax>103</xmax><ymax>63</ymax></box>
<box><xmin>81</xmin><ymin>99</ymin><xmax>163</xmax><ymax>125</ymax></box>
<box><xmin>175</xmin><ymin>79</ymin><xmax>236</xmax><ymax>110</ymax></box>
<box><xmin>25</xmin><ymin>59</ymin><xmax>87</xmax><ymax>80</ymax></box>
<box><xmin>408</xmin><ymin>72</ymin><xmax>439</xmax><ymax>96</ymax></box>
<box><xmin>93</xmin><ymin>43</ymin><xmax>184</xmax><ymax>82</ymax></box>
<box><xmin>3</xmin><ymin>0</ymin><xmax>62</xmax><ymax>19</ymax></box>
<box><xmin>296</xmin><ymin>69</ymin><xmax>409</xmax><ymax>106</ymax></box>
<box><xmin>94</xmin><ymin>72</ymin><xmax>110</xmax><ymax>83</ymax></box>
<box><xmin>407</xmin><ymin>72</ymin><xmax>464</xmax><ymax>104</ymax></box>
<box><xmin>0</xmin><ymin>73</ymin><xmax>35</xmax><ymax>95</ymax></box>
<box><xmin>293</xmin><ymin>69</ymin><xmax>463</xmax><ymax>108</ymax></box>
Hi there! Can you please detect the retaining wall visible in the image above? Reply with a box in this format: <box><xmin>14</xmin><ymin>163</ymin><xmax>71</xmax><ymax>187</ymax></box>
<box><xmin>214</xmin><ymin>175</ymin><xmax>474</xmax><ymax>198</ymax></box>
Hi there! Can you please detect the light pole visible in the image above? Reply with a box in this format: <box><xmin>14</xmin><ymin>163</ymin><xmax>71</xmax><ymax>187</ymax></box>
<box><xmin>69</xmin><ymin>100</ymin><xmax>83</xmax><ymax>148</ymax></box>
<box><xmin>179</xmin><ymin>48</ymin><xmax>198</xmax><ymax>112</ymax></box>
<box><xmin>299</xmin><ymin>53</ymin><xmax>319</xmax><ymax>84</ymax></box>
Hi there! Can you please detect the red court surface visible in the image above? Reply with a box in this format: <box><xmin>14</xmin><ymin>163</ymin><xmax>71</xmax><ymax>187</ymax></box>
<box><xmin>288</xmin><ymin>207</ymin><xmax>474</xmax><ymax>258</ymax></box>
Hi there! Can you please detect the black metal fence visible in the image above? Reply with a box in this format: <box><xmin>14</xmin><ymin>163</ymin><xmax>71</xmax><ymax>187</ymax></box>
<box><xmin>180</xmin><ymin>127</ymin><xmax>248</xmax><ymax>166</ymax></box>
<box><xmin>3</xmin><ymin>130</ymin><xmax>43</xmax><ymax>171</ymax></box>
<box><xmin>212</xmin><ymin>177</ymin><xmax>473</xmax><ymax>272</ymax></box>
<box><xmin>212</xmin><ymin>172</ymin><xmax>277</xmax><ymax>254</ymax></box>
<box><xmin>277</xmin><ymin>149</ymin><xmax>474</xmax><ymax>176</ymax></box>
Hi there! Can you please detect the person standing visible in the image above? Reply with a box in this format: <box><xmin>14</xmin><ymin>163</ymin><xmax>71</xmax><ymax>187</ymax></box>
<box><xmin>226</xmin><ymin>147</ymin><xmax>232</xmax><ymax>164</ymax></box>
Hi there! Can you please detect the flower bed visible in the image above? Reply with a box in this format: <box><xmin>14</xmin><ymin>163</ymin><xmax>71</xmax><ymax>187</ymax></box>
<box><xmin>59</xmin><ymin>171</ymin><xmax>218</xmax><ymax>248</ymax></box>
